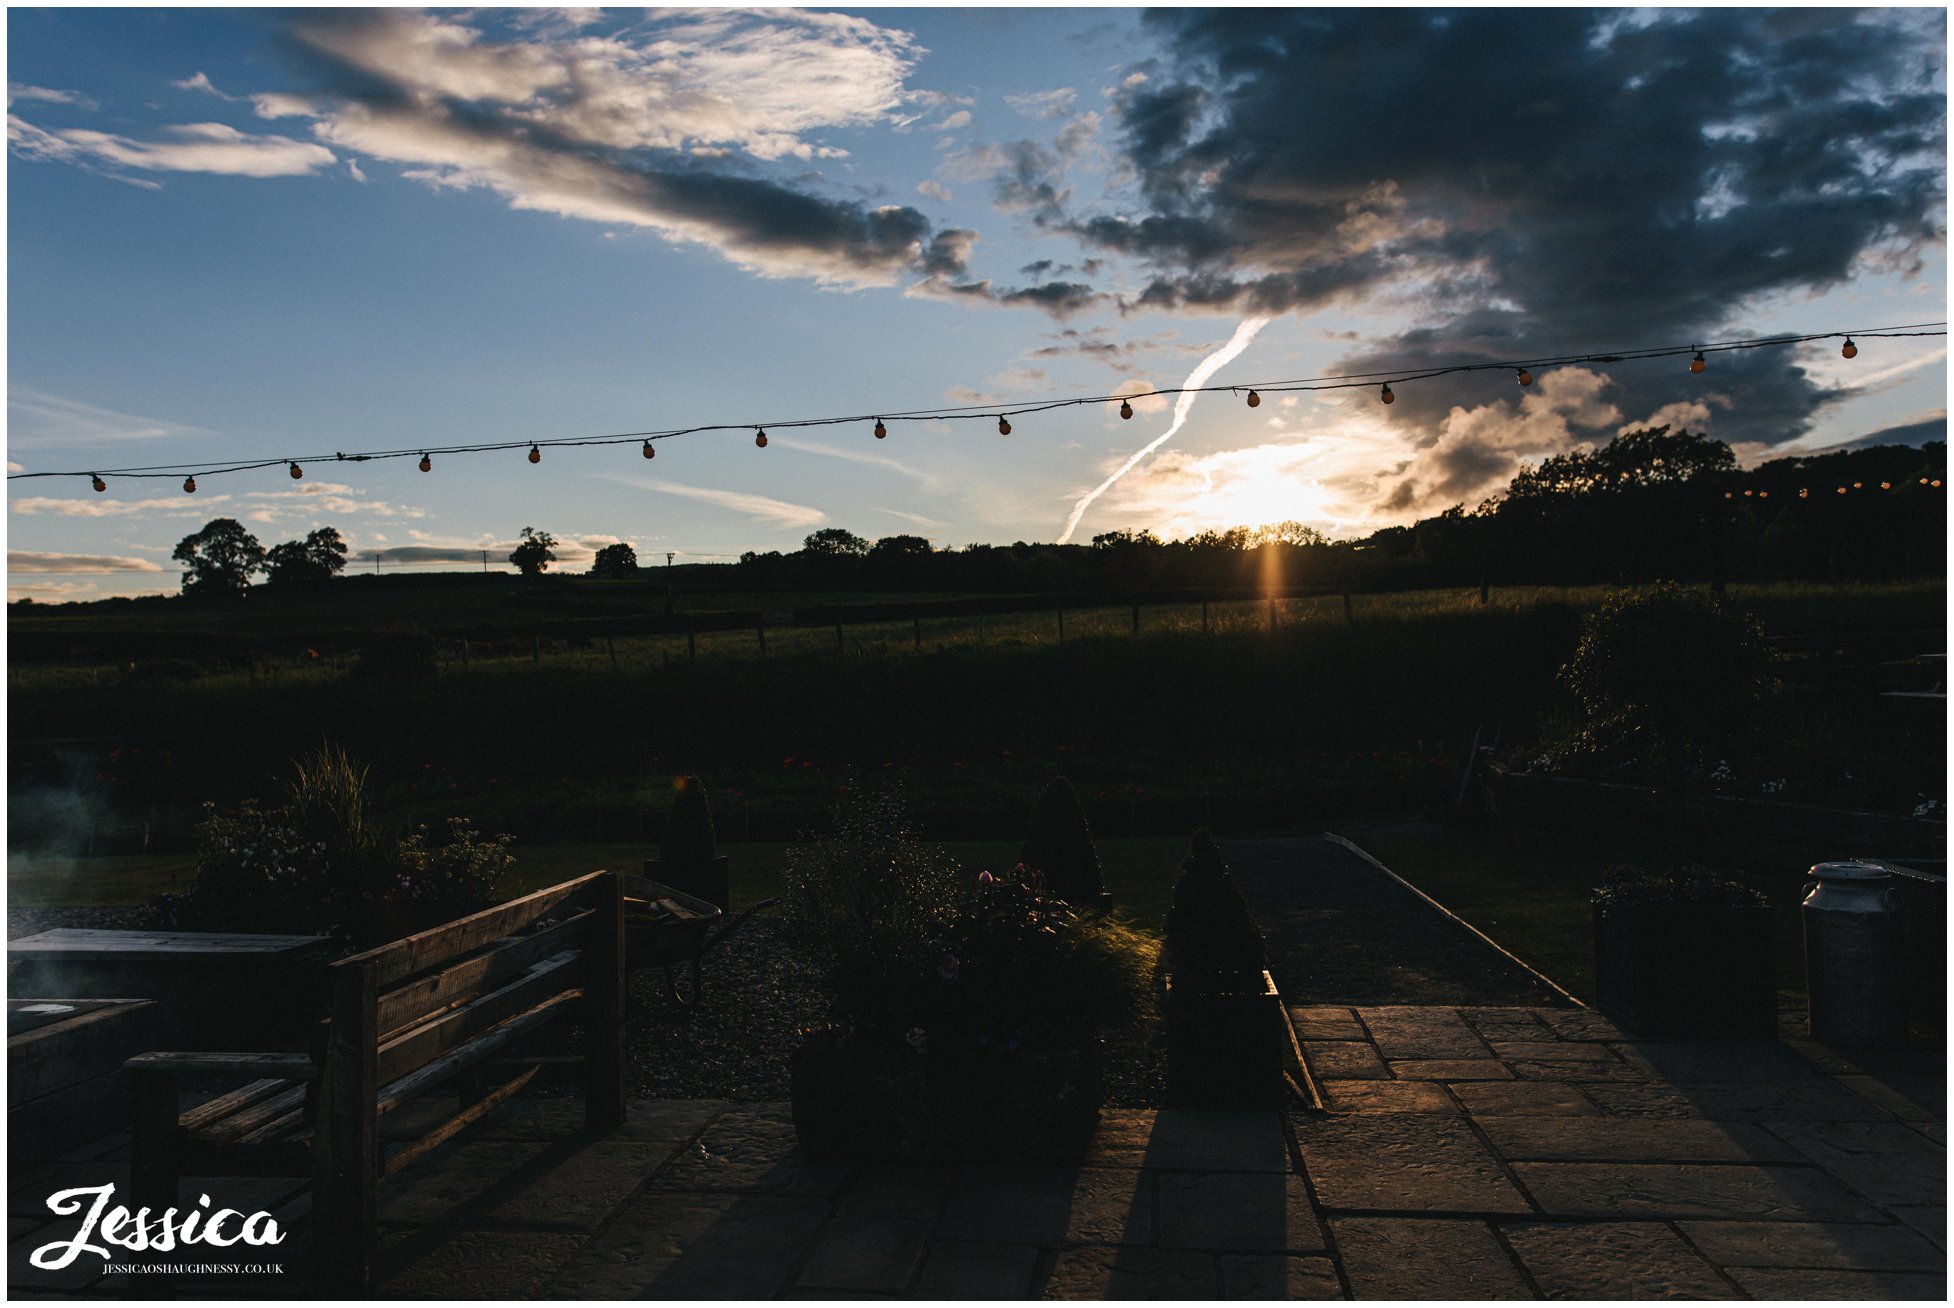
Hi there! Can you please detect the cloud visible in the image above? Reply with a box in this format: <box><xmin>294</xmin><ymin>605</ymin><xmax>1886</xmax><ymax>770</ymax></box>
<box><xmin>915</xmin><ymin>179</ymin><xmax>952</xmax><ymax>203</ymax></box>
<box><xmin>765</xmin><ymin>433</ymin><xmax>934</xmax><ymax>484</ymax></box>
<box><xmin>1808</xmin><ymin>412</ymin><xmax>1948</xmax><ymax>453</ymax></box>
<box><xmin>8</xmin><ymin>551</ymin><xmax>164</xmax><ymax>574</ymax></box>
<box><xmin>274</xmin><ymin>9</ymin><xmax>973</xmax><ymax>289</ymax></box>
<box><xmin>604</xmin><ymin>474</ymin><xmax>827</xmax><ymax>528</ymax></box>
<box><xmin>1094</xmin><ymin>431</ymin><xmax>1408</xmax><ymax>541</ymax></box>
<box><xmin>1062</xmin><ymin>8</ymin><xmax>1945</xmax><ymax>453</ymax></box>
<box><xmin>172</xmin><ymin>72</ymin><xmax>238</xmax><ymax>100</ymax></box>
<box><xmin>9</xmin><ymin>494</ymin><xmax>231</xmax><ymax>517</ymax></box>
<box><xmin>1006</xmin><ymin>89</ymin><xmax>1078</xmax><ymax>121</ymax></box>
<box><xmin>5</xmin><ymin>385</ymin><xmax>225</xmax><ymax>448</ymax></box>
<box><xmin>9</xmin><ymin>117</ymin><xmax>336</xmax><ymax>177</ymax></box>
<box><xmin>8</xmin><ymin>84</ymin><xmax>98</xmax><ymax>110</ymax></box>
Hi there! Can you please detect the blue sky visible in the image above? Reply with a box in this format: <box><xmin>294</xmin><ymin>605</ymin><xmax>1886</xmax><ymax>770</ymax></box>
<box><xmin>8</xmin><ymin>7</ymin><xmax>1946</xmax><ymax>600</ymax></box>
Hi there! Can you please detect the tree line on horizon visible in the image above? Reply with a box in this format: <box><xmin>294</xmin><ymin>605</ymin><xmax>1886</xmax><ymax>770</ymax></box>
<box><xmin>154</xmin><ymin>428</ymin><xmax>1943</xmax><ymax>599</ymax></box>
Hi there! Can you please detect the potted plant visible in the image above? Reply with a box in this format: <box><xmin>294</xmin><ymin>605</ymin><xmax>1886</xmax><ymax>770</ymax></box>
<box><xmin>1019</xmin><ymin>775</ymin><xmax>1112</xmax><ymax>912</ymax></box>
<box><xmin>645</xmin><ymin>774</ymin><xmax>730</xmax><ymax>909</ymax></box>
<box><xmin>785</xmin><ymin>789</ymin><xmax>1153</xmax><ymax>1163</ymax></box>
<box><xmin>1162</xmin><ymin>830</ymin><xmax>1286</xmax><ymax>1109</ymax></box>
<box><xmin>1592</xmin><ymin>866</ymin><xmax>1776</xmax><ymax>1039</ymax></box>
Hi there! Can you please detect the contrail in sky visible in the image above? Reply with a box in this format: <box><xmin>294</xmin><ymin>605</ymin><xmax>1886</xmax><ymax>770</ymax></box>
<box><xmin>1056</xmin><ymin>315</ymin><xmax>1272</xmax><ymax>544</ymax></box>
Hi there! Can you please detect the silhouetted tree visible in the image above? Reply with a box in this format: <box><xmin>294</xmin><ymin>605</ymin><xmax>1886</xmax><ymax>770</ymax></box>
<box><xmin>172</xmin><ymin>519</ymin><xmax>265</xmax><ymax>595</ymax></box>
<box><xmin>589</xmin><ymin>542</ymin><xmax>639</xmax><ymax>578</ymax></box>
<box><xmin>509</xmin><ymin>527</ymin><xmax>557</xmax><ymax>576</ymax></box>
<box><xmin>265</xmin><ymin>526</ymin><xmax>347</xmax><ymax>587</ymax></box>
<box><xmin>803</xmin><ymin>527</ymin><xmax>869</xmax><ymax>556</ymax></box>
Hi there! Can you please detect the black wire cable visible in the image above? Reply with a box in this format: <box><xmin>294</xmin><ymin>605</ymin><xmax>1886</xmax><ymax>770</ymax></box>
<box><xmin>10</xmin><ymin>322</ymin><xmax>1943</xmax><ymax>486</ymax></box>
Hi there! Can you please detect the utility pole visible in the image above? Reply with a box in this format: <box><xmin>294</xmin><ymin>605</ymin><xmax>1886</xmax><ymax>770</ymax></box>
<box><xmin>372</xmin><ymin>552</ymin><xmax>380</xmax><ymax>575</ymax></box>
<box><xmin>481</xmin><ymin>549</ymin><xmax>488</xmax><ymax>574</ymax></box>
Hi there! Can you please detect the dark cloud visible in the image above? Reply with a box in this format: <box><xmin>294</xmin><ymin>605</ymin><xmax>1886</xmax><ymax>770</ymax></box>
<box><xmin>1813</xmin><ymin>415</ymin><xmax>1948</xmax><ymax>453</ymax></box>
<box><xmin>997</xmin><ymin>281</ymin><xmax>1103</xmax><ymax>317</ymax></box>
<box><xmin>1073</xmin><ymin>8</ymin><xmax>1944</xmax><ymax>461</ymax></box>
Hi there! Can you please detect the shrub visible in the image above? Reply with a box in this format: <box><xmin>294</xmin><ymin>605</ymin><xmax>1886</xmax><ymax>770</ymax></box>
<box><xmin>1019</xmin><ymin>776</ymin><xmax>1107</xmax><ymax>908</ymax></box>
<box><xmin>1560</xmin><ymin>585</ymin><xmax>1773</xmax><ymax>776</ymax></box>
<box><xmin>782</xmin><ymin>786</ymin><xmax>960</xmax><ymax>1034</ymax></box>
<box><xmin>1164</xmin><ymin>829</ymin><xmax>1268</xmax><ymax>984</ymax></box>
<box><xmin>158</xmin><ymin>745</ymin><xmax>512</xmax><ymax>935</ymax></box>
<box><xmin>659</xmin><ymin>775</ymin><xmax>720</xmax><ymax>866</ymax></box>
<box><xmin>1592</xmin><ymin>865</ymin><xmax>1768</xmax><ymax>912</ymax></box>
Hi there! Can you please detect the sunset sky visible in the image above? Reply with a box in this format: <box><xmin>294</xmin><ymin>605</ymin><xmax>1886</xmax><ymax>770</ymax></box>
<box><xmin>7</xmin><ymin>7</ymin><xmax>1947</xmax><ymax>600</ymax></box>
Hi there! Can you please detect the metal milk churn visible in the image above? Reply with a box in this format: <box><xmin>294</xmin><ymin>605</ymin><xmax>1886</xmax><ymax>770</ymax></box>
<box><xmin>1802</xmin><ymin>861</ymin><xmax>1906</xmax><ymax>1046</ymax></box>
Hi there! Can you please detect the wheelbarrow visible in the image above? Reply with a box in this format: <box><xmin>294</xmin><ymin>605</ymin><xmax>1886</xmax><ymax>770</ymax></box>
<box><xmin>623</xmin><ymin>873</ymin><xmax>778</xmax><ymax>1007</ymax></box>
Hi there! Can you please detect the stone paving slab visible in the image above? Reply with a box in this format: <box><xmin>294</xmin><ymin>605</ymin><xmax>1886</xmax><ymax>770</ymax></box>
<box><xmin>1039</xmin><ymin>1244</ymin><xmax>1219</xmax><ymax>1298</ymax></box>
<box><xmin>1890</xmin><ymin>1205</ymin><xmax>1947</xmax><ymax>1249</ymax></box>
<box><xmin>939</xmin><ymin>1166</ymin><xmax>1153</xmax><ymax>1247</ymax></box>
<box><xmin>1461</xmin><ymin>1008</ymin><xmax>1556</xmax><ymax>1043</ymax></box>
<box><xmin>1330</xmin><ymin>1217</ymin><xmax>1532</xmax><ymax>1298</ymax></box>
<box><xmin>1514</xmin><ymin>1161</ymin><xmax>1888</xmax><ymax>1222</ymax></box>
<box><xmin>1763</xmin><ymin>1119</ymin><xmax>1948</xmax><ymax>1207</ymax></box>
<box><xmin>1295</xmin><ymin>1113</ymin><xmax>1530</xmax><ymax>1214</ymax></box>
<box><xmin>1318</xmin><ymin>1079</ymin><xmax>1457</xmax><ymax>1113</ymax></box>
<box><xmin>1155</xmin><ymin>1172</ymin><xmax>1324</xmax><ymax>1254</ymax></box>
<box><xmin>912</xmin><ymin>1240</ymin><xmax>1041</xmax><ymax>1299</ymax></box>
<box><xmin>1215</xmin><ymin>1253</ymin><xmax>1343</xmax><ymax>1299</ymax></box>
<box><xmin>1388</xmin><ymin>1058</ymin><xmax>1513</xmax><ymax>1080</ymax></box>
<box><xmin>1677</xmin><ymin>1219</ymin><xmax>1947</xmax><ymax>1271</ymax></box>
<box><xmin>378</xmin><ymin>1138</ymin><xmax>677</xmax><ymax>1229</ymax></box>
<box><xmin>375</xmin><ymin>1228</ymin><xmax>588</xmax><ymax>1299</ymax></box>
<box><xmin>643</xmin><ymin>1103</ymin><xmax>850</xmax><ymax>1197</ymax></box>
<box><xmin>1448</xmin><ymin>1081</ymin><xmax>1600</xmax><ymax>1117</ymax></box>
<box><xmin>1287</xmin><ymin>1006</ymin><xmax>1367</xmax><ymax>1041</ymax></box>
<box><xmin>1501</xmin><ymin>1220</ymin><xmax>1732</xmax><ymax>1298</ymax></box>
<box><xmin>545</xmin><ymin>1190</ymin><xmax>831</xmax><ymax>1298</ymax></box>
<box><xmin>1117</xmin><ymin>1109</ymin><xmax>1290</xmax><ymax>1172</ymax></box>
<box><xmin>835</xmin><ymin>1165</ymin><xmax>956</xmax><ymax>1219</ymax></box>
<box><xmin>1302</xmin><ymin>1040</ymin><xmax>1390</xmax><ymax>1080</ymax></box>
<box><xmin>1477</xmin><ymin>1116</ymin><xmax>1805</xmax><ymax>1163</ymax></box>
<box><xmin>1724</xmin><ymin>1265</ymin><xmax>1947</xmax><ymax>1299</ymax></box>
<box><xmin>1356</xmin><ymin>1006</ymin><xmax>1491</xmax><ymax>1060</ymax></box>
<box><xmin>795</xmin><ymin>1215</ymin><xmax>934</xmax><ymax>1293</ymax></box>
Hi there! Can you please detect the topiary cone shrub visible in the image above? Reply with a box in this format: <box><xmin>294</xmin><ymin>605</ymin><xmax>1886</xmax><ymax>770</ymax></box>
<box><xmin>647</xmin><ymin>774</ymin><xmax>729</xmax><ymax>909</ymax></box>
<box><xmin>1019</xmin><ymin>776</ymin><xmax>1109</xmax><ymax>911</ymax></box>
<box><xmin>1162</xmin><ymin>828</ymin><xmax>1283</xmax><ymax>1108</ymax></box>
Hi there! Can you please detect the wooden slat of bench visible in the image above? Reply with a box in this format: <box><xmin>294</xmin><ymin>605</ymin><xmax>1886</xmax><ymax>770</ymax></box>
<box><xmin>180</xmin><ymin>1079</ymin><xmax>295</xmax><ymax>1135</ymax></box>
<box><xmin>375</xmin><ymin>952</ymin><xmax>583</xmax><ymax>1086</ymax></box>
<box><xmin>348</xmin><ymin>874</ymin><xmax>608</xmax><ymax>988</ymax></box>
<box><xmin>375</xmin><ymin>987</ymin><xmax>581</xmax><ymax>1115</ymax></box>
<box><xmin>383</xmin><ymin>1064</ymin><xmax>537</xmax><ymax>1178</ymax></box>
<box><xmin>373</xmin><ymin>912</ymin><xmax>591</xmax><ymax>1038</ymax></box>
<box><xmin>196</xmin><ymin>1083</ymin><xmax>309</xmax><ymax>1147</ymax></box>
<box><xmin>127</xmin><ymin>1052</ymin><xmax>318</xmax><ymax>1080</ymax></box>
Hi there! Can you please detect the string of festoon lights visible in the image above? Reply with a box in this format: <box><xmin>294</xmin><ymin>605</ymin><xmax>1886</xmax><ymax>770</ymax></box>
<box><xmin>8</xmin><ymin>321</ymin><xmax>1944</xmax><ymax>494</ymax></box>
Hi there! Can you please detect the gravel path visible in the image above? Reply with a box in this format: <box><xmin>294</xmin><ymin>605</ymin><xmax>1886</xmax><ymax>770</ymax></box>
<box><xmin>1223</xmin><ymin>835</ymin><xmax>1573</xmax><ymax>1007</ymax></box>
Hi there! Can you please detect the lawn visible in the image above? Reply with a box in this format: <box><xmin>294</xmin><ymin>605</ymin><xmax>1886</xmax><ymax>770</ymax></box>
<box><xmin>1344</xmin><ymin>821</ymin><xmax>1811</xmax><ymax>1008</ymax></box>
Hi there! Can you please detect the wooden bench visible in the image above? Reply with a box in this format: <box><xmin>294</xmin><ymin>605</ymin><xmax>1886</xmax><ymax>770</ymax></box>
<box><xmin>125</xmin><ymin>870</ymin><xmax>627</xmax><ymax>1294</ymax></box>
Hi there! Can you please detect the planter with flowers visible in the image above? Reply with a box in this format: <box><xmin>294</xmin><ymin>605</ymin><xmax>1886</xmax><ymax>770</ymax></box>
<box><xmin>1592</xmin><ymin>866</ymin><xmax>1776</xmax><ymax>1039</ymax></box>
<box><xmin>785</xmin><ymin>789</ymin><xmax>1153</xmax><ymax>1164</ymax></box>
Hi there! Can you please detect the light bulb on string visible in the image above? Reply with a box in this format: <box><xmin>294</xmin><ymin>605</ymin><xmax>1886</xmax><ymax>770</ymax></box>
<box><xmin>1853</xmin><ymin>482</ymin><xmax>1863</xmax><ymax>489</ymax></box>
<box><xmin>998</xmin><ymin>416</ymin><xmax>1012</xmax><ymax>435</ymax></box>
<box><xmin>1724</xmin><ymin>491</ymin><xmax>1734</xmax><ymax>500</ymax></box>
<box><xmin>1880</xmin><ymin>481</ymin><xmax>1891</xmax><ymax>491</ymax></box>
<box><xmin>1841</xmin><ymin>338</ymin><xmax>1858</xmax><ymax>359</ymax></box>
<box><xmin>1799</xmin><ymin>488</ymin><xmax>1809</xmax><ymax>498</ymax></box>
<box><xmin>1934</xmin><ymin>479</ymin><xmax>1943</xmax><ymax>488</ymax></box>
<box><xmin>1246</xmin><ymin>390</ymin><xmax>1260</xmax><ymax>408</ymax></box>
<box><xmin>1380</xmin><ymin>383</ymin><xmax>1395</xmax><ymax>405</ymax></box>
<box><xmin>528</xmin><ymin>445</ymin><xmax>541</xmax><ymax>464</ymax></box>
<box><xmin>755</xmin><ymin>429</ymin><xmax>768</xmax><ymax>448</ymax></box>
<box><xmin>183</xmin><ymin>475</ymin><xmax>197</xmax><ymax>494</ymax></box>
<box><xmin>90</xmin><ymin>474</ymin><xmax>106</xmax><ymax>493</ymax></box>
<box><xmin>1119</xmin><ymin>399</ymin><xmax>1133</xmax><ymax>420</ymax></box>
<box><xmin>1758</xmin><ymin>490</ymin><xmax>1769</xmax><ymax>499</ymax></box>
<box><xmin>1837</xmin><ymin>487</ymin><xmax>1848</xmax><ymax>495</ymax></box>
<box><xmin>873</xmin><ymin>419</ymin><xmax>887</xmax><ymax>439</ymax></box>
<box><xmin>289</xmin><ymin>462</ymin><xmax>303</xmax><ymax>480</ymax></box>
<box><xmin>640</xmin><ymin>441</ymin><xmax>654</xmax><ymax>460</ymax></box>
<box><xmin>1690</xmin><ymin>350</ymin><xmax>1706</xmax><ymax>373</ymax></box>
<box><xmin>1742</xmin><ymin>489</ymin><xmax>1753</xmax><ymax>497</ymax></box>
<box><xmin>419</xmin><ymin>453</ymin><xmax>432</xmax><ymax>472</ymax></box>
<box><xmin>1516</xmin><ymin>368</ymin><xmax>1533</xmax><ymax>387</ymax></box>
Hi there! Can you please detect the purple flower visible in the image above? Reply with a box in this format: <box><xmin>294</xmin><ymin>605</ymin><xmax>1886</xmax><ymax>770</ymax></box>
<box><xmin>977</xmin><ymin>870</ymin><xmax>994</xmax><ymax>887</ymax></box>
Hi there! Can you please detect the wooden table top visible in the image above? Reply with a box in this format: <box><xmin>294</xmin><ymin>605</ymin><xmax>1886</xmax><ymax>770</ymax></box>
<box><xmin>8</xmin><ymin>929</ymin><xmax>334</xmax><ymax>962</ymax></box>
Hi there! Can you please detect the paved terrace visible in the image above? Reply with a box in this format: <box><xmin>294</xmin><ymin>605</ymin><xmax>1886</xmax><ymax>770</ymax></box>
<box><xmin>8</xmin><ymin>1005</ymin><xmax>1944</xmax><ymax>1300</ymax></box>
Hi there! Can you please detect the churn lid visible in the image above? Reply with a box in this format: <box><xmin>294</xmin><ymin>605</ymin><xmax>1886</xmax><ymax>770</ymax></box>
<box><xmin>1808</xmin><ymin>860</ymin><xmax>1891</xmax><ymax>881</ymax></box>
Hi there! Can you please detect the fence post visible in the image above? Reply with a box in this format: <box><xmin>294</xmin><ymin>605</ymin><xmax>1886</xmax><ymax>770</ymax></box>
<box><xmin>913</xmin><ymin>615</ymin><xmax>922</xmax><ymax>650</ymax></box>
<box><xmin>1131</xmin><ymin>602</ymin><xmax>1140</xmax><ymax>635</ymax></box>
<box><xmin>755</xmin><ymin>618</ymin><xmax>767</xmax><ymax>658</ymax></box>
<box><xmin>1201</xmin><ymin>598</ymin><xmax>1210</xmax><ymax>635</ymax></box>
<box><xmin>1479</xmin><ymin>578</ymin><xmax>1490</xmax><ymax>605</ymax></box>
<box><xmin>833</xmin><ymin>619</ymin><xmax>845</xmax><ymax>653</ymax></box>
<box><xmin>461</xmin><ymin>638</ymin><xmax>470</xmax><ymax>668</ymax></box>
<box><xmin>1056</xmin><ymin>606</ymin><xmax>1066</xmax><ymax>644</ymax></box>
<box><xmin>532</xmin><ymin>634</ymin><xmax>541</xmax><ymax>667</ymax></box>
<box><xmin>1343</xmin><ymin>591</ymin><xmax>1354</xmax><ymax>622</ymax></box>
<box><xmin>1267</xmin><ymin>596</ymin><xmax>1277</xmax><ymax>633</ymax></box>
<box><xmin>686</xmin><ymin>627</ymin><xmax>696</xmax><ymax>662</ymax></box>
<box><xmin>605</xmin><ymin>633</ymin><xmax>618</xmax><ymax>673</ymax></box>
